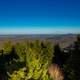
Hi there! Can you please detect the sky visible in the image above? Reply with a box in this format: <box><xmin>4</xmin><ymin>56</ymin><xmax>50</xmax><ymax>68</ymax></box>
<box><xmin>0</xmin><ymin>0</ymin><xmax>80</xmax><ymax>34</ymax></box>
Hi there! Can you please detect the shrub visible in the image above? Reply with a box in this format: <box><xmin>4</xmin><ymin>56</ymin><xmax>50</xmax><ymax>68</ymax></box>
<box><xmin>48</xmin><ymin>64</ymin><xmax>64</xmax><ymax>80</ymax></box>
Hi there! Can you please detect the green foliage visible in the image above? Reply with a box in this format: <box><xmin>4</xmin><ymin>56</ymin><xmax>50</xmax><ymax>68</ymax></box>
<box><xmin>1</xmin><ymin>35</ymin><xmax>80</xmax><ymax>80</ymax></box>
<box><xmin>15</xmin><ymin>42</ymin><xmax>26</xmax><ymax>62</ymax></box>
<box><xmin>25</xmin><ymin>40</ymin><xmax>53</xmax><ymax>80</ymax></box>
<box><xmin>1</xmin><ymin>40</ymin><xmax>53</xmax><ymax>80</ymax></box>
<box><xmin>9</xmin><ymin>67</ymin><xmax>26</xmax><ymax>80</ymax></box>
<box><xmin>3</xmin><ymin>41</ymin><xmax>13</xmax><ymax>54</ymax></box>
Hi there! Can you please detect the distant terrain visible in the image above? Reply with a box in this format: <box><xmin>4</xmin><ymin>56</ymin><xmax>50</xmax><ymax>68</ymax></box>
<box><xmin>0</xmin><ymin>34</ymin><xmax>77</xmax><ymax>49</ymax></box>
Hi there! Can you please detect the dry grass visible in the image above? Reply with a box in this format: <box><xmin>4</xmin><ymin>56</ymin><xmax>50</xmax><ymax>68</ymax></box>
<box><xmin>48</xmin><ymin>64</ymin><xmax>64</xmax><ymax>80</ymax></box>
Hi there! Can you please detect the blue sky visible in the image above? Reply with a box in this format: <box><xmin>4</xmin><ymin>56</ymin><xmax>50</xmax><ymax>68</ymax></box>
<box><xmin>0</xmin><ymin>0</ymin><xmax>80</xmax><ymax>34</ymax></box>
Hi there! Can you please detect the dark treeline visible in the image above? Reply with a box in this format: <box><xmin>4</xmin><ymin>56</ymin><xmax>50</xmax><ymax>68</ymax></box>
<box><xmin>52</xmin><ymin>35</ymin><xmax>80</xmax><ymax>80</ymax></box>
<box><xmin>0</xmin><ymin>35</ymin><xmax>80</xmax><ymax>80</ymax></box>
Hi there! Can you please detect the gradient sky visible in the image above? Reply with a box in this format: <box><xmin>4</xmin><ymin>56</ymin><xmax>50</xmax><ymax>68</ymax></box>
<box><xmin>0</xmin><ymin>0</ymin><xmax>80</xmax><ymax>34</ymax></box>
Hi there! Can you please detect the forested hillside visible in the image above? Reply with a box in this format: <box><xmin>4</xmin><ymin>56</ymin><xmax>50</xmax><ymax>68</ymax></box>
<box><xmin>0</xmin><ymin>35</ymin><xmax>80</xmax><ymax>80</ymax></box>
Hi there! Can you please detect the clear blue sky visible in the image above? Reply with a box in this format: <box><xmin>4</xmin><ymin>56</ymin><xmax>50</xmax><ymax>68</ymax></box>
<box><xmin>0</xmin><ymin>0</ymin><xmax>80</xmax><ymax>34</ymax></box>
